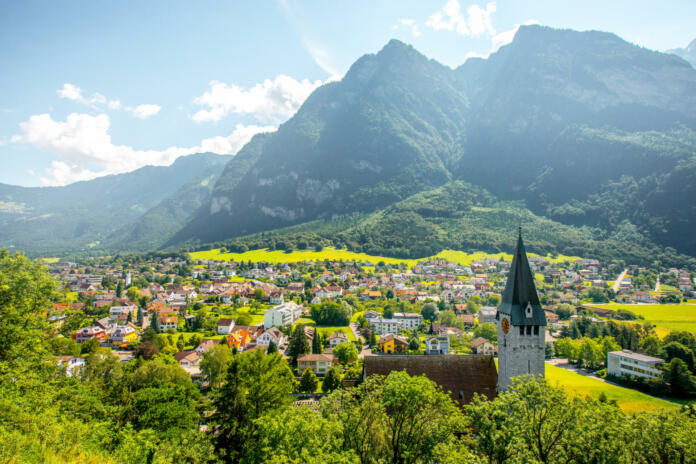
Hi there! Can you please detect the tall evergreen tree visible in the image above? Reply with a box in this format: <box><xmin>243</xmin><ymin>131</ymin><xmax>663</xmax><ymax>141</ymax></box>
<box><xmin>287</xmin><ymin>324</ymin><xmax>310</xmax><ymax>362</ymax></box>
<box><xmin>312</xmin><ymin>330</ymin><xmax>322</xmax><ymax>354</ymax></box>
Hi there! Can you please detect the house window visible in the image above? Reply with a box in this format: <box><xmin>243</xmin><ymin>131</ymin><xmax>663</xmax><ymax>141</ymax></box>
<box><xmin>533</xmin><ymin>326</ymin><xmax>539</xmax><ymax>335</ymax></box>
<box><xmin>526</xmin><ymin>325</ymin><xmax>532</xmax><ymax>335</ymax></box>
<box><xmin>519</xmin><ymin>326</ymin><xmax>524</xmax><ymax>336</ymax></box>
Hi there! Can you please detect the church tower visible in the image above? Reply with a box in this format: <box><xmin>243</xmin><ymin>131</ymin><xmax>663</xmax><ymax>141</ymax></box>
<box><xmin>496</xmin><ymin>229</ymin><xmax>547</xmax><ymax>391</ymax></box>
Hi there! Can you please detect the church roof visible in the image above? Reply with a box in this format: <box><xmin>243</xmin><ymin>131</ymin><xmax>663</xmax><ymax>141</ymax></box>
<box><xmin>497</xmin><ymin>229</ymin><xmax>547</xmax><ymax>326</ymax></box>
<box><xmin>363</xmin><ymin>354</ymin><xmax>497</xmax><ymax>404</ymax></box>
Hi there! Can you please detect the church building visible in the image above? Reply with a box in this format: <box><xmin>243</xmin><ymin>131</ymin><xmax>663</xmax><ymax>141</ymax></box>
<box><xmin>496</xmin><ymin>229</ymin><xmax>547</xmax><ymax>390</ymax></box>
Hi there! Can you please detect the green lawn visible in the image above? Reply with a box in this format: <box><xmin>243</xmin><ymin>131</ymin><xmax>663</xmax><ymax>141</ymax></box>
<box><xmin>593</xmin><ymin>303</ymin><xmax>696</xmax><ymax>334</ymax></box>
<box><xmin>189</xmin><ymin>247</ymin><xmax>582</xmax><ymax>269</ymax></box>
<box><xmin>293</xmin><ymin>316</ymin><xmax>357</xmax><ymax>341</ymax></box>
<box><xmin>545</xmin><ymin>363</ymin><xmax>680</xmax><ymax>413</ymax></box>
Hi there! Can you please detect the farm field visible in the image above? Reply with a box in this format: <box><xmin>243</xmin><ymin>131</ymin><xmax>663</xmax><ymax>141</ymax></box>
<box><xmin>544</xmin><ymin>363</ymin><xmax>680</xmax><ymax>413</ymax></box>
<box><xmin>594</xmin><ymin>303</ymin><xmax>696</xmax><ymax>334</ymax></box>
<box><xmin>189</xmin><ymin>247</ymin><xmax>582</xmax><ymax>268</ymax></box>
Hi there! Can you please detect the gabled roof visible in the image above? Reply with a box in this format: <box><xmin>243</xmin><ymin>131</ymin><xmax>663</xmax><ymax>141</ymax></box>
<box><xmin>497</xmin><ymin>229</ymin><xmax>547</xmax><ymax>326</ymax></box>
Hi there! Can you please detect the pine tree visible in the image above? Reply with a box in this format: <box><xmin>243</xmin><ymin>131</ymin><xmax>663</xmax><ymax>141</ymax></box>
<box><xmin>210</xmin><ymin>360</ymin><xmax>251</xmax><ymax>462</ymax></box>
<box><xmin>298</xmin><ymin>368</ymin><xmax>318</xmax><ymax>393</ymax></box>
<box><xmin>116</xmin><ymin>280</ymin><xmax>123</xmax><ymax>297</ymax></box>
<box><xmin>150</xmin><ymin>312</ymin><xmax>159</xmax><ymax>333</ymax></box>
<box><xmin>287</xmin><ymin>324</ymin><xmax>310</xmax><ymax>362</ymax></box>
<box><xmin>267</xmin><ymin>341</ymin><xmax>278</xmax><ymax>354</ymax></box>
<box><xmin>176</xmin><ymin>335</ymin><xmax>185</xmax><ymax>352</ymax></box>
<box><xmin>322</xmin><ymin>366</ymin><xmax>341</xmax><ymax>393</ymax></box>
<box><xmin>312</xmin><ymin>330</ymin><xmax>322</xmax><ymax>354</ymax></box>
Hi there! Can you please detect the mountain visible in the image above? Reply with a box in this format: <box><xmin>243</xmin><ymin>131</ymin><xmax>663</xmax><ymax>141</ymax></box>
<box><xmin>0</xmin><ymin>153</ymin><xmax>231</xmax><ymax>255</ymax></box>
<box><xmin>667</xmin><ymin>38</ymin><xmax>696</xmax><ymax>68</ymax></box>
<box><xmin>174</xmin><ymin>25</ymin><xmax>696</xmax><ymax>262</ymax></box>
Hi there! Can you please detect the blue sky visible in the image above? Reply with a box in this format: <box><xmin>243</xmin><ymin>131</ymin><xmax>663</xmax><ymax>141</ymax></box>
<box><xmin>1</xmin><ymin>0</ymin><xmax>694</xmax><ymax>187</ymax></box>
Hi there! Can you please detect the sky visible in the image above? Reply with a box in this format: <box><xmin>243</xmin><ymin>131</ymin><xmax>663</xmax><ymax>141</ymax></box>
<box><xmin>1</xmin><ymin>0</ymin><xmax>694</xmax><ymax>187</ymax></box>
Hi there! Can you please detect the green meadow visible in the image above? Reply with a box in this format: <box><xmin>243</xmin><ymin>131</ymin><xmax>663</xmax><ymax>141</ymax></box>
<box><xmin>594</xmin><ymin>303</ymin><xmax>696</xmax><ymax>334</ymax></box>
<box><xmin>545</xmin><ymin>363</ymin><xmax>680</xmax><ymax>413</ymax></box>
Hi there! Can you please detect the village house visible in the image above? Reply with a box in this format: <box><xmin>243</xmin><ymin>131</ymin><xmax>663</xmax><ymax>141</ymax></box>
<box><xmin>379</xmin><ymin>334</ymin><xmax>409</xmax><ymax>354</ymax></box>
<box><xmin>109</xmin><ymin>325</ymin><xmax>138</xmax><ymax>346</ymax></box>
<box><xmin>56</xmin><ymin>356</ymin><xmax>85</xmax><ymax>377</ymax></box>
<box><xmin>425</xmin><ymin>336</ymin><xmax>450</xmax><ymax>355</ymax></box>
<box><xmin>216</xmin><ymin>318</ymin><xmax>235</xmax><ymax>335</ymax></box>
<box><xmin>73</xmin><ymin>326</ymin><xmax>107</xmax><ymax>343</ymax></box>
<box><xmin>329</xmin><ymin>332</ymin><xmax>349</xmax><ymax>348</ymax></box>
<box><xmin>471</xmin><ymin>337</ymin><xmax>497</xmax><ymax>356</ymax></box>
<box><xmin>256</xmin><ymin>327</ymin><xmax>286</xmax><ymax>347</ymax></box>
<box><xmin>158</xmin><ymin>316</ymin><xmax>179</xmax><ymax>332</ymax></box>
<box><xmin>478</xmin><ymin>306</ymin><xmax>497</xmax><ymax>325</ymax></box>
<box><xmin>175</xmin><ymin>350</ymin><xmax>202</xmax><ymax>379</ymax></box>
<box><xmin>297</xmin><ymin>353</ymin><xmax>335</xmax><ymax>375</ymax></box>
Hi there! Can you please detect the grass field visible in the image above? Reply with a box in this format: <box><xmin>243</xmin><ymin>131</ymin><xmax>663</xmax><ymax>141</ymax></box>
<box><xmin>190</xmin><ymin>247</ymin><xmax>582</xmax><ymax>268</ymax></box>
<box><xmin>594</xmin><ymin>303</ymin><xmax>696</xmax><ymax>334</ymax></box>
<box><xmin>545</xmin><ymin>363</ymin><xmax>679</xmax><ymax>413</ymax></box>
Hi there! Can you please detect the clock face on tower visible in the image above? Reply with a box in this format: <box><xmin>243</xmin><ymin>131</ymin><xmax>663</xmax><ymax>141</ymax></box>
<box><xmin>502</xmin><ymin>317</ymin><xmax>509</xmax><ymax>334</ymax></box>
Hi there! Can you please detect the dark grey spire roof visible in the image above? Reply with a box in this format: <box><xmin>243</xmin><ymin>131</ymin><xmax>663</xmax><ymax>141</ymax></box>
<box><xmin>497</xmin><ymin>229</ymin><xmax>547</xmax><ymax>326</ymax></box>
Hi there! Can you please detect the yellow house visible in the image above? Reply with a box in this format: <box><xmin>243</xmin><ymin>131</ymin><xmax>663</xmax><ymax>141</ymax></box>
<box><xmin>378</xmin><ymin>334</ymin><xmax>409</xmax><ymax>354</ymax></box>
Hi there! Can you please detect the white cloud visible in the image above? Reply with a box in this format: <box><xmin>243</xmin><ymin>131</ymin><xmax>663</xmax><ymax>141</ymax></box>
<box><xmin>426</xmin><ymin>0</ymin><xmax>496</xmax><ymax>37</ymax></box>
<box><xmin>131</xmin><ymin>104</ymin><xmax>161</xmax><ymax>119</ymax></box>
<box><xmin>192</xmin><ymin>75</ymin><xmax>324</xmax><ymax>124</ymax></box>
<box><xmin>14</xmin><ymin>112</ymin><xmax>274</xmax><ymax>185</ymax></box>
<box><xmin>57</xmin><ymin>83</ymin><xmax>84</xmax><ymax>102</ymax></box>
<box><xmin>57</xmin><ymin>83</ymin><xmax>161</xmax><ymax>119</ymax></box>
<box><xmin>393</xmin><ymin>18</ymin><xmax>422</xmax><ymax>38</ymax></box>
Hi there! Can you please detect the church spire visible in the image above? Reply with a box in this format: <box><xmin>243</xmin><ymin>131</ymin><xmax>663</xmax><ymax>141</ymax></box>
<box><xmin>498</xmin><ymin>229</ymin><xmax>546</xmax><ymax>326</ymax></box>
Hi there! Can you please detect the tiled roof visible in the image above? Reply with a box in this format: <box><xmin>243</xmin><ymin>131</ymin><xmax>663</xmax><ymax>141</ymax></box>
<box><xmin>363</xmin><ymin>354</ymin><xmax>497</xmax><ymax>404</ymax></box>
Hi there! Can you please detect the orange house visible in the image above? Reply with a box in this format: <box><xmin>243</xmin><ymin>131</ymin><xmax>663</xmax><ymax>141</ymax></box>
<box><xmin>227</xmin><ymin>329</ymin><xmax>251</xmax><ymax>350</ymax></box>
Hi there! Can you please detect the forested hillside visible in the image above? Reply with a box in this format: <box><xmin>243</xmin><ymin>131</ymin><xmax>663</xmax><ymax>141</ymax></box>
<box><xmin>210</xmin><ymin>181</ymin><xmax>696</xmax><ymax>268</ymax></box>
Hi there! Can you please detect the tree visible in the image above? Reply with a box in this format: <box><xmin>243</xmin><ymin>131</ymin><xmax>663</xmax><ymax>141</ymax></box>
<box><xmin>380</xmin><ymin>371</ymin><xmax>466</xmax><ymax>464</ymax></box>
<box><xmin>310</xmin><ymin>301</ymin><xmax>351</xmax><ymax>326</ymax></box>
<box><xmin>176</xmin><ymin>335</ymin><xmax>185</xmax><ymax>352</ymax></box>
<box><xmin>287</xmin><ymin>324</ymin><xmax>310</xmax><ymax>362</ymax></box>
<box><xmin>134</xmin><ymin>340</ymin><xmax>160</xmax><ymax>360</ymax></box>
<box><xmin>312</xmin><ymin>330</ymin><xmax>322</xmax><ymax>354</ymax></box>
<box><xmin>333</xmin><ymin>342</ymin><xmax>358</xmax><ymax>364</ymax></box>
<box><xmin>554</xmin><ymin>303</ymin><xmax>575</xmax><ymax>320</ymax></box>
<box><xmin>267</xmin><ymin>340</ymin><xmax>278</xmax><ymax>354</ymax></box>
<box><xmin>200</xmin><ymin>344</ymin><xmax>234</xmax><ymax>389</ymax></box>
<box><xmin>422</xmin><ymin>303</ymin><xmax>438</xmax><ymax>322</ymax></box>
<box><xmin>210</xmin><ymin>350</ymin><xmax>294</xmax><ymax>462</ymax></box>
<box><xmin>661</xmin><ymin>341</ymin><xmax>696</xmax><ymax>371</ymax></box>
<box><xmin>474</xmin><ymin>323</ymin><xmax>497</xmax><ymax>342</ymax></box>
<box><xmin>116</xmin><ymin>280</ymin><xmax>123</xmax><ymax>297</ymax></box>
<box><xmin>465</xmin><ymin>299</ymin><xmax>479</xmax><ymax>314</ymax></box>
<box><xmin>665</xmin><ymin>358</ymin><xmax>696</xmax><ymax>397</ymax></box>
<box><xmin>126</xmin><ymin>286</ymin><xmax>140</xmax><ymax>303</ymax></box>
<box><xmin>323</xmin><ymin>367</ymin><xmax>342</xmax><ymax>393</ymax></box>
<box><xmin>0</xmin><ymin>250</ymin><xmax>56</xmax><ymax>363</ymax></box>
<box><xmin>408</xmin><ymin>335</ymin><xmax>420</xmax><ymax>352</ymax></box>
<box><xmin>298</xmin><ymin>369</ymin><xmax>319</xmax><ymax>393</ymax></box>
<box><xmin>80</xmin><ymin>337</ymin><xmax>101</xmax><ymax>355</ymax></box>
<box><xmin>150</xmin><ymin>312</ymin><xmax>159</xmax><ymax>333</ymax></box>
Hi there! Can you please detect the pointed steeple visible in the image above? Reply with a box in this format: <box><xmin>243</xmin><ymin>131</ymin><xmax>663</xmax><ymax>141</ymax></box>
<box><xmin>497</xmin><ymin>229</ymin><xmax>546</xmax><ymax>326</ymax></box>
